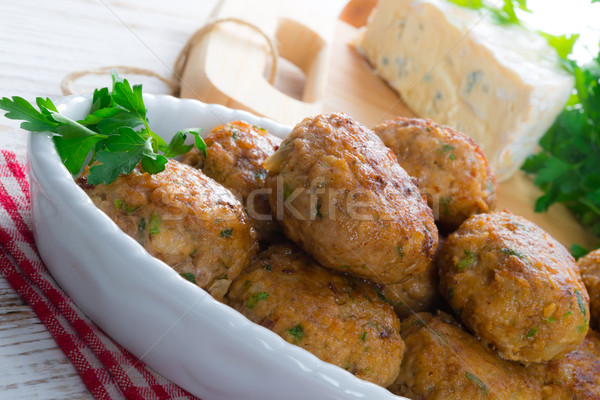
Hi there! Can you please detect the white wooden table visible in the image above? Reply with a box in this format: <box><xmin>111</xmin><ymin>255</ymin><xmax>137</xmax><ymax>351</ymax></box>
<box><xmin>0</xmin><ymin>0</ymin><xmax>346</xmax><ymax>397</ymax></box>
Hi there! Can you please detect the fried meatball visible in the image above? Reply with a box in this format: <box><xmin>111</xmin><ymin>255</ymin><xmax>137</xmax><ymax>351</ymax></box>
<box><xmin>264</xmin><ymin>113</ymin><xmax>438</xmax><ymax>285</ymax></box>
<box><xmin>389</xmin><ymin>312</ymin><xmax>541</xmax><ymax>400</ymax></box>
<box><xmin>438</xmin><ymin>211</ymin><xmax>589</xmax><ymax>362</ymax></box>
<box><xmin>526</xmin><ymin>330</ymin><xmax>600</xmax><ymax>399</ymax></box>
<box><xmin>373</xmin><ymin>117</ymin><xmax>497</xmax><ymax>232</ymax></box>
<box><xmin>578</xmin><ymin>249</ymin><xmax>600</xmax><ymax>330</ymax></box>
<box><xmin>78</xmin><ymin>160</ymin><xmax>258</xmax><ymax>300</ymax></box>
<box><xmin>225</xmin><ymin>243</ymin><xmax>404</xmax><ymax>387</ymax></box>
<box><xmin>182</xmin><ymin>121</ymin><xmax>282</xmax><ymax>243</ymax></box>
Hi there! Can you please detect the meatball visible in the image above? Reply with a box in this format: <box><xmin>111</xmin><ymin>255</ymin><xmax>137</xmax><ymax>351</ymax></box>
<box><xmin>182</xmin><ymin>121</ymin><xmax>282</xmax><ymax>243</ymax></box>
<box><xmin>526</xmin><ymin>330</ymin><xmax>600</xmax><ymax>399</ymax></box>
<box><xmin>389</xmin><ymin>312</ymin><xmax>541</xmax><ymax>400</ymax></box>
<box><xmin>78</xmin><ymin>160</ymin><xmax>258</xmax><ymax>300</ymax></box>
<box><xmin>438</xmin><ymin>211</ymin><xmax>589</xmax><ymax>362</ymax></box>
<box><xmin>225</xmin><ymin>243</ymin><xmax>405</xmax><ymax>387</ymax></box>
<box><xmin>264</xmin><ymin>113</ymin><xmax>438</xmax><ymax>285</ymax></box>
<box><xmin>577</xmin><ymin>249</ymin><xmax>600</xmax><ymax>330</ymax></box>
<box><xmin>373</xmin><ymin>117</ymin><xmax>497</xmax><ymax>232</ymax></box>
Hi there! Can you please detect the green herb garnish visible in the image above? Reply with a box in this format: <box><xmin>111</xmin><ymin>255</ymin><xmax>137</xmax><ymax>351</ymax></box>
<box><xmin>0</xmin><ymin>70</ymin><xmax>206</xmax><ymax>185</ymax></box>
<box><xmin>465</xmin><ymin>371</ymin><xmax>489</xmax><ymax>395</ymax></box>
<box><xmin>360</xmin><ymin>331</ymin><xmax>367</xmax><ymax>342</ymax></box>
<box><xmin>247</xmin><ymin>292</ymin><xmax>269</xmax><ymax>309</ymax></box>
<box><xmin>286</xmin><ymin>324</ymin><xmax>305</xmax><ymax>343</ymax></box>
<box><xmin>180</xmin><ymin>272</ymin><xmax>196</xmax><ymax>284</ymax></box>
<box><xmin>114</xmin><ymin>198</ymin><xmax>139</xmax><ymax>214</ymax></box>
<box><xmin>575</xmin><ymin>289</ymin><xmax>587</xmax><ymax>317</ymax></box>
<box><xmin>501</xmin><ymin>247</ymin><xmax>526</xmax><ymax>259</ymax></box>
<box><xmin>447</xmin><ymin>0</ymin><xmax>530</xmax><ymax>25</ymax></box>
<box><xmin>220</xmin><ymin>228</ymin><xmax>233</xmax><ymax>238</ymax></box>
<box><xmin>440</xmin><ymin>196</ymin><xmax>451</xmax><ymax>216</ymax></box>
<box><xmin>396</xmin><ymin>245</ymin><xmax>404</xmax><ymax>258</ymax></box>
<box><xmin>522</xmin><ymin>41</ymin><xmax>600</xmax><ymax>252</ymax></box>
<box><xmin>262</xmin><ymin>264</ymin><xmax>272</xmax><ymax>272</ymax></box>
<box><xmin>457</xmin><ymin>250</ymin><xmax>477</xmax><ymax>271</ymax></box>
<box><xmin>149</xmin><ymin>212</ymin><xmax>161</xmax><ymax>235</ymax></box>
<box><xmin>526</xmin><ymin>327</ymin><xmax>538</xmax><ymax>338</ymax></box>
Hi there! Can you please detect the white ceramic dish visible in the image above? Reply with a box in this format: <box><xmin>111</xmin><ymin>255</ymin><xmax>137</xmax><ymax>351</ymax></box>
<box><xmin>28</xmin><ymin>94</ymin><xmax>407</xmax><ymax>400</ymax></box>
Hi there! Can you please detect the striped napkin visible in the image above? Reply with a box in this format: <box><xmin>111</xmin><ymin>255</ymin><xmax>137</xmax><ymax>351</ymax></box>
<box><xmin>0</xmin><ymin>149</ymin><xmax>199</xmax><ymax>400</ymax></box>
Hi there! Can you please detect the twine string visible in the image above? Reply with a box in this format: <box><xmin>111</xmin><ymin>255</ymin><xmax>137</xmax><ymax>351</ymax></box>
<box><xmin>61</xmin><ymin>18</ymin><xmax>279</xmax><ymax>97</ymax></box>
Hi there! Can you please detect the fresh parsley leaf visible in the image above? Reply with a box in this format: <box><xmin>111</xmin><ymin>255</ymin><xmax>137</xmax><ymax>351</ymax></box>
<box><xmin>0</xmin><ymin>70</ymin><xmax>212</xmax><ymax>185</ymax></box>
<box><xmin>54</xmin><ymin>135</ymin><xmax>105</xmax><ymax>175</ymax></box>
<box><xmin>90</xmin><ymin>87</ymin><xmax>111</xmax><ymax>114</ymax></box>
<box><xmin>523</xmin><ymin>47</ymin><xmax>600</xmax><ymax>247</ymax></box>
<box><xmin>447</xmin><ymin>0</ymin><xmax>530</xmax><ymax>25</ymax></box>
<box><xmin>112</xmin><ymin>80</ymin><xmax>146</xmax><ymax>119</ymax></box>
<box><xmin>539</xmin><ymin>33</ymin><xmax>580</xmax><ymax>60</ymax></box>
<box><xmin>96</xmin><ymin>110</ymin><xmax>145</xmax><ymax>133</ymax></box>
<box><xmin>570</xmin><ymin>243</ymin><xmax>589</xmax><ymax>259</ymax></box>
<box><xmin>0</xmin><ymin>96</ymin><xmax>58</xmax><ymax>132</ymax></box>
<box><xmin>89</xmin><ymin>149</ymin><xmax>142</xmax><ymax>185</ymax></box>
<box><xmin>446</xmin><ymin>0</ymin><xmax>483</xmax><ymax>9</ymax></box>
<box><xmin>36</xmin><ymin>97</ymin><xmax>58</xmax><ymax>114</ymax></box>
<box><xmin>163</xmin><ymin>130</ymin><xmax>196</xmax><ymax>158</ymax></box>
<box><xmin>191</xmin><ymin>130</ymin><xmax>207</xmax><ymax>158</ymax></box>
<box><xmin>141</xmin><ymin>152</ymin><xmax>168</xmax><ymax>175</ymax></box>
<box><xmin>50</xmin><ymin>112</ymin><xmax>99</xmax><ymax>139</ymax></box>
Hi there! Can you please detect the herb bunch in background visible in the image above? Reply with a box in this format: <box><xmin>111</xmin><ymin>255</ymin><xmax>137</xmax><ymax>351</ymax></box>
<box><xmin>0</xmin><ymin>71</ymin><xmax>206</xmax><ymax>186</ymax></box>
<box><xmin>522</xmin><ymin>46</ymin><xmax>600</xmax><ymax>257</ymax></box>
<box><xmin>446</xmin><ymin>0</ymin><xmax>531</xmax><ymax>25</ymax></box>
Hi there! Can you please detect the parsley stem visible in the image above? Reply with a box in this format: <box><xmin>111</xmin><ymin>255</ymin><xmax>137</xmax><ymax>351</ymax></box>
<box><xmin>578</xmin><ymin>197</ymin><xmax>600</xmax><ymax>218</ymax></box>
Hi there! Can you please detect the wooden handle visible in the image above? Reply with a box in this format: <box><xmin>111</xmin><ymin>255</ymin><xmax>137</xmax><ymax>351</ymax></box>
<box><xmin>180</xmin><ymin>0</ymin><xmax>336</xmax><ymax>125</ymax></box>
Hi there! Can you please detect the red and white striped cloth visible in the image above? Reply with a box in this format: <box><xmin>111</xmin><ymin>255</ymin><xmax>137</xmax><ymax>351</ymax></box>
<box><xmin>0</xmin><ymin>150</ymin><xmax>200</xmax><ymax>400</ymax></box>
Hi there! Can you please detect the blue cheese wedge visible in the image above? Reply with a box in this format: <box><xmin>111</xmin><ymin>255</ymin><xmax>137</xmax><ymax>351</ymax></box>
<box><xmin>356</xmin><ymin>0</ymin><xmax>573</xmax><ymax>181</ymax></box>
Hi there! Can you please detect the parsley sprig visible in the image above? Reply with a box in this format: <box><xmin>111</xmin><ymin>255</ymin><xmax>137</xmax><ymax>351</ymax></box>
<box><xmin>446</xmin><ymin>0</ymin><xmax>530</xmax><ymax>25</ymax></box>
<box><xmin>0</xmin><ymin>71</ymin><xmax>206</xmax><ymax>185</ymax></box>
<box><xmin>522</xmin><ymin>42</ymin><xmax>600</xmax><ymax>256</ymax></box>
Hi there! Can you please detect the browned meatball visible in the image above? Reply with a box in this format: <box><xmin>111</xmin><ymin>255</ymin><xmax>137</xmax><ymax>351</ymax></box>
<box><xmin>182</xmin><ymin>121</ymin><xmax>282</xmax><ymax>243</ymax></box>
<box><xmin>225</xmin><ymin>243</ymin><xmax>405</xmax><ymax>387</ymax></box>
<box><xmin>373</xmin><ymin>117</ymin><xmax>497</xmax><ymax>232</ymax></box>
<box><xmin>264</xmin><ymin>113</ymin><xmax>438</xmax><ymax>285</ymax></box>
<box><xmin>389</xmin><ymin>312</ymin><xmax>541</xmax><ymax>400</ymax></box>
<box><xmin>526</xmin><ymin>330</ymin><xmax>600</xmax><ymax>399</ymax></box>
<box><xmin>78</xmin><ymin>160</ymin><xmax>258</xmax><ymax>300</ymax></box>
<box><xmin>578</xmin><ymin>249</ymin><xmax>600</xmax><ymax>330</ymax></box>
<box><xmin>438</xmin><ymin>211</ymin><xmax>589</xmax><ymax>362</ymax></box>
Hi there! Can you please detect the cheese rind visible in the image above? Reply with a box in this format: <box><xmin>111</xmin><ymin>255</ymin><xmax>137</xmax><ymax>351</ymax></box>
<box><xmin>356</xmin><ymin>0</ymin><xmax>574</xmax><ymax>181</ymax></box>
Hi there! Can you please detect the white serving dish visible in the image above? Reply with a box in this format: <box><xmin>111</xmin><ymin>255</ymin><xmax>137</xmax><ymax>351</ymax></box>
<box><xmin>28</xmin><ymin>94</ymin><xmax>407</xmax><ymax>400</ymax></box>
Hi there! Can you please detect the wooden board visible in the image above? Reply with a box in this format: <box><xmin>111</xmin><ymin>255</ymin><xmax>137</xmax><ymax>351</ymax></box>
<box><xmin>181</xmin><ymin>4</ymin><xmax>595</xmax><ymax>249</ymax></box>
